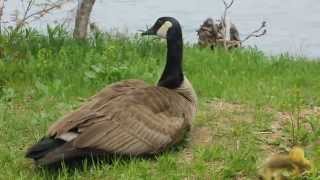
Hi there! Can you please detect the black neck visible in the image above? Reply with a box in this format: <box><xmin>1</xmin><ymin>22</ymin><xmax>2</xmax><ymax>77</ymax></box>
<box><xmin>157</xmin><ymin>29</ymin><xmax>184</xmax><ymax>89</ymax></box>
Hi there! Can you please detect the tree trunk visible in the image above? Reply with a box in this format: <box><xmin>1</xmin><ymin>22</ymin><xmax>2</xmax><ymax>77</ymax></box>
<box><xmin>0</xmin><ymin>0</ymin><xmax>5</xmax><ymax>33</ymax></box>
<box><xmin>73</xmin><ymin>0</ymin><xmax>96</xmax><ymax>40</ymax></box>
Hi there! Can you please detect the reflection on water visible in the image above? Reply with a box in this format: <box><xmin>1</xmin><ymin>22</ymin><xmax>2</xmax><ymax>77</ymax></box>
<box><xmin>5</xmin><ymin>0</ymin><xmax>320</xmax><ymax>58</ymax></box>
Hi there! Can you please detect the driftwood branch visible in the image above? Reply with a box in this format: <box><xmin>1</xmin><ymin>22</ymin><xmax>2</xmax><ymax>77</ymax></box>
<box><xmin>222</xmin><ymin>0</ymin><xmax>234</xmax><ymax>19</ymax></box>
<box><xmin>25</xmin><ymin>3</ymin><xmax>63</xmax><ymax>21</ymax></box>
<box><xmin>15</xmin><ymin>0</ymin><xmax>34</xmax><ymax>29</ymax></box>
<box><xmin>11</xmin><ymin>0</ymin><xmax>70</xmax><ymax>30</ymax></box>
<box><xmin>241</xmin><ymin>21</ymin><xmax>267</xmax><ymax>43</ymax></box>
<box><xmin>222</xmin><ymin>0</ymin><xmax>234</xmax><ymax>49</ymax></box>
<box><xmin>197</xmin><ymin>0</ymin><xmax>267</xmax><ymax>50</ymax></box>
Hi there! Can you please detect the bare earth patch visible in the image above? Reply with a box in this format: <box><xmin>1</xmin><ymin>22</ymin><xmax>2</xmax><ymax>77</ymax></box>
<box><xmin>180</xmin><ymin>100</ymin><xmax>255</xmax><ymax>163</ymax></box>
<box><xmin>190</xmin><ymin>127</ymin><xmax>213</xmax><ymax>147</ymax></box>
<box><xmin>179</xmin><ymin>99</ymin><xmax>320</xmax><ymax>178</ymax></box>
<box><xmin>261</xmin><ymin>106</ymin><xmax>320</xmax><ymax>153</ymax></box>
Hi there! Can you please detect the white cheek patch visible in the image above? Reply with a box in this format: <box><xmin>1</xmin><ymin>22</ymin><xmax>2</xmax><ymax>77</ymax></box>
<box><xmin>157</xmin><ymin>21</ymin><xmax>173</xmax><ymax>38</ymax></box>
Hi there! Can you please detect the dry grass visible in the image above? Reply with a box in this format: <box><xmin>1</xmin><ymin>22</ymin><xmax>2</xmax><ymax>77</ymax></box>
<box><xmin>177</xmin><ymin>100</ymin><xmax>320</xmax><ymax>179</ymax></box>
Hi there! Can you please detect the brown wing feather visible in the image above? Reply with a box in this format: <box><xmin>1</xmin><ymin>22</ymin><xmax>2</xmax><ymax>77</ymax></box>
<box><xmin>73</xmin><ymin>86</ymin><xmax>192</xmax><ymax>155</ymax></box>
<box><xmin>48</xmin><ymin>79</ymin><xmax>148</xmax><ymax>136</ymax></box>
<box><xmin>48</xmin><ymin>80</ymin><xmax>194</xmax><ymax>155</ymax></box>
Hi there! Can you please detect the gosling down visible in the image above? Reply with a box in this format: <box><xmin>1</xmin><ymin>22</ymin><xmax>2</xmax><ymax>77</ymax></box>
<box><xmin>25</xmin><ymin>17</ymin><xmax>197</xmax><ymax>166</ymax></box>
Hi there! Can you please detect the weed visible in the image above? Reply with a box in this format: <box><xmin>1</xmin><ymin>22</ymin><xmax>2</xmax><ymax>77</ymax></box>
<box><xmin>0</xmin><ymin>27</ymin><xmax>319</xmax><ymax>179</ymax></box>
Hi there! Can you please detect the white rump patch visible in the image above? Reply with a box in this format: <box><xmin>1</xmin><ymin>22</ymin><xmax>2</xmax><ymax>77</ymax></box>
<box><xmin>157</xmin><ymin>21</ymin><xmax>173</xmax><ymax>38</ymax></box>
<box><xmin>57</xmin><ymin>132</ymin><xmax>79</xmax><ymax>142</ymax></box>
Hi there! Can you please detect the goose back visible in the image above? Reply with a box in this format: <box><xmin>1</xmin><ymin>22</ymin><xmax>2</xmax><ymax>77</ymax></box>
<box><xmin>47</xmin><ymin>79</ymin><xmax>196</xmax><ymax>156</ymax></box>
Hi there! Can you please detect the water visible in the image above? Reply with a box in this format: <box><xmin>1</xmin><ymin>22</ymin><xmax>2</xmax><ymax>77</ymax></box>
<box><xmin>4</xmin><ymin>0</ymin><xmax>320</xmax><ymax>58</ymax></box>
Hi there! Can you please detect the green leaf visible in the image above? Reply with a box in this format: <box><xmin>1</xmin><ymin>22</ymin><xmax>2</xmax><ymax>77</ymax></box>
<box><xmin>85</xmin><ymin>71</ymin><xmax>97</xmax><ymax>79</ymax></box>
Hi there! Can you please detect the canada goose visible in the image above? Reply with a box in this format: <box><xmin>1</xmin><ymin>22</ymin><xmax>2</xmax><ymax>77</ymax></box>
<box><xmin>25</xmin><ymin>17</ymin><xmax>197</xmax><ymax>166</ymax></box>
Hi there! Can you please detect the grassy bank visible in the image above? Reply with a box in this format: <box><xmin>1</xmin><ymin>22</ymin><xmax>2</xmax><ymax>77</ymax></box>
<box><xmin>0</xmin><ymin>27</ymin><xmax>319</xmax><ymax>179</ymax></box>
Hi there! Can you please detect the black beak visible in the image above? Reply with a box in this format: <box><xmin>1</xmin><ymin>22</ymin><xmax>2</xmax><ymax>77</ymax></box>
<box><xmin>141</xmin><ymin>27</ymin><xmax>156</xmax><ymax>36</ymax></box>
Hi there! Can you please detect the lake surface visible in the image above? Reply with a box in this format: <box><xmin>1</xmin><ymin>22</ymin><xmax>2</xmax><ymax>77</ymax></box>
<box><xmin>5</xmin><ymin>0</ymin><xmax>320</xmax><ymax>58</ymax></box>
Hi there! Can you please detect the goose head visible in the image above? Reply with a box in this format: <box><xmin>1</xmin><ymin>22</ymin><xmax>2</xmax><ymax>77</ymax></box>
<box><xmin>142</xmin><ymin>17</ymin><xmax>183</xmax><ymax>89</ymax></box>
<box><xmin>142</xmin><ymin>17</ymin><xmax>182</xmax><ymax>40</ymax></box>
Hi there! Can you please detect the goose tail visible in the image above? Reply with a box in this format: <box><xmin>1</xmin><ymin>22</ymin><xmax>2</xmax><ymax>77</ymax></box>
<box><xmin>25</xmin><ymin>137</ymin><xmax>66</xmax><ymax>165</ymax></box>
<box><xmin>25</xmin><ymin>137</ymin><xmax>104</xmax><ymax>166</ymax></box>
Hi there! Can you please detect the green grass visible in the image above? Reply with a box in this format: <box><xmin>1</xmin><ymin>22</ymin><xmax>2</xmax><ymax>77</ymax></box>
<box><xmin>0</xmin><ymin>27</ymin><xmax>320</xmax><ymax>179</ymax></box>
